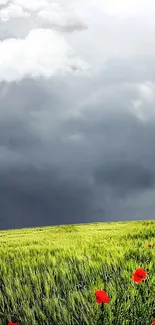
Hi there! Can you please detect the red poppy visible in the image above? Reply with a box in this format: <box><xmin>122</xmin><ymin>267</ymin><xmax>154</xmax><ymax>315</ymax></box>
<box><xmin>8</xmin><ymin>322</ymin><xmax>19</xmax><ymax>325</ymax></box>
<box><xmin>148</xmin><ymin>243</ymin><xmax>152</xmax><ymax>248</ymax></box>
<box><xmin>152</xmin><ymin>322</ymin><xmax>155</xmax><ymax>325</ymax></box>
<box><xmin>95</xmin><ymin>290</ymin><xmax>110</xmax><ymax>304</ymax></box>
<box><xmin>132</xmin><ymin>268</ymin><xmax>147</xmax><ymax>283</ymax></box>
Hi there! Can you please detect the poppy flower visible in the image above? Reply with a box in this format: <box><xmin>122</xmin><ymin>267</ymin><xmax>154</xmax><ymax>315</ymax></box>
<box><xmin>95</xmin><ymin>290</ymin><xmax>110</xmax><ymax>304</ymax></box>
<box><xmin>148</xmin><ymin>243</ymin><xmax>152</xmax><ymax>248</ymax></box>
<box><xmin>132</xmin><ymin>268</ymin><xmax>147</xmax><ymax>283</ymax></box>
<box><xmin>152</xmin><ymin>322</ymin><xmax>155</xmax><ymax>325</ymax></box>
<box><xmin>8</xmin><ymin>322</ymin><xmax>19</xmax><ymax>325</ymax></box>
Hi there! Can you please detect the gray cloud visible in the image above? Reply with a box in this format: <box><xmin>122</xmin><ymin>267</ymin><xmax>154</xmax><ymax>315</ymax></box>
<box><xmin>0</xmin><ymin>0</ymin><xmax>88</xmax><ymax>38</ymax></box>
<box><xmin>37</xmin><ymin>10</ymin><xmax>88</xmax><ymax>33</ymax></box>
<box><xmin>0</xmin><ymin>165</ymin><xmax>94</xmax><ymax>229</ymax></box>
<box><xmin>0</xmin><ymin>16</ymin><xmax>38</xmax><ymax>39</ymax></box>
<box><xmin>1</xmin><ymin>69</ymin><xmax>155</xmax><ymax>229</ymax></box>
<box><xmin>1</xmin><ymin>1</ymin><xmax>155</xmax><ymax>229</ymax></box>
<box><xmin>94</xmin><ymin>161</ymin><xmax>155</xmax><ymax>198</ymax></box>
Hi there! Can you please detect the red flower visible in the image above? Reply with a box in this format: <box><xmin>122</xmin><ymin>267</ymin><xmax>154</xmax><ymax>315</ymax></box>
<box><xmin>95</xmin><ymin>290</ymin><xmax>110</xmax><ymax>304</ymax></box>
<box><xmin>152</xmin><ymin>322</ymin><xmax>155</xmax><ymax>325</ymax></box>
<box><xmin>132</xmin><ymin>268</ymin><xmax>147</xmax><ymax>283</ymax></box>
<box><xmin>8</xmin><ymin>322</ymin><xmax>19</xmax><ymax>325</ymax></box>
<box><xmin>148</xmin><ymin>243</ymin><xmax>152</xmax><ymax>248</ymax></box>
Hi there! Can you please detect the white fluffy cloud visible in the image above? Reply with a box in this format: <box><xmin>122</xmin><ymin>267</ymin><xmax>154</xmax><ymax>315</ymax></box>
<box><xmin>0</xmin><ymin>0</ymin><xmax>89</xmax><ymax>82</ymax></box>
<box><xmin>0</xmin><ymin>0</ymin><xmax>9</xmax><ymax>4</ymax></box>
<box><xmin>37</xmin><ymin>3</ymin><xmax>88</xmax><ymax>32</ymax></box>
<box><xmin>0</xmin><ymin>4</ymin><xmax>30</xmax><ymax>21</ymax></box>
<box><xmin>0</xmin><ymin>29</ymin><xmax>89</xmax><ymax>82</ymax></box>
<box><xmin>0</xmin><ymin>0</ymin><xmax>88</xmax><ymax>32</ymax></box>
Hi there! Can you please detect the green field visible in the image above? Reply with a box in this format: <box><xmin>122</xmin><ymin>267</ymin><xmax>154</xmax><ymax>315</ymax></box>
<box><xmin>0</xmin><ymin>220</ymin><xmax>155</xmax><ymax>325</ymax></box>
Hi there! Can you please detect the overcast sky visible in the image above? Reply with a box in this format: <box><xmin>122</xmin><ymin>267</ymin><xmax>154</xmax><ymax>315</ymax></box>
<box><xmin>0</xmin><ymin>0</ymin><xmax>155</xmax><ymax>230</ymax></box>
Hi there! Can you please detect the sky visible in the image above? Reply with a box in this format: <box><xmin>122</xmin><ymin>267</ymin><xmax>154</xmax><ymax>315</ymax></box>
<box><xmin>0</xmin><ymin>0</ymin><xmax>155</xmax><ymax>229</ymax></box>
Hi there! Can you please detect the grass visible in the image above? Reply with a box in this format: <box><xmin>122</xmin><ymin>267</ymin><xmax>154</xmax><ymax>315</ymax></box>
<box><xmin>0</xmin><ymin>220</ymin><xmax>155</xmax><ymax>325</ymax></box>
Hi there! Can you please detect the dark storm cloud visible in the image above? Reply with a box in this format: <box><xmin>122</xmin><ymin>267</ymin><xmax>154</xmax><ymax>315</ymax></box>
<box><xmin>61</xmin><ymin>91</ymin><xmax>155</xmax><ymax>201</ymax></box>
<box><xmin>94</xmin><ymin>161</ymin><xmax>155</xmax><ymax>198</ymax></box>
<box><xmin>1</xmin><ymin>55</ymin><xmax>155</xmax><ymax>229</ymax></box>
<box><xmin>0</xmin><ymin>165</ymin><xmax>94</xmax><ymax>230</ymax></box>
<box><xmin>1</xmin><ymin>0</ymin><xmax>155</xmax><ymax>230</ymax></box>
<box><xmin>0</xmin><ymin>78</ymin><xmax>71</xmax><ymax>152</ymax></box>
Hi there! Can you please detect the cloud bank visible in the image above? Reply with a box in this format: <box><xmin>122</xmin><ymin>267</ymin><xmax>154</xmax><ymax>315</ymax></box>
<box><xmin>0</xmin><ymin>0</ymin><xmax>155</xmax><ymax>229</ymax></box>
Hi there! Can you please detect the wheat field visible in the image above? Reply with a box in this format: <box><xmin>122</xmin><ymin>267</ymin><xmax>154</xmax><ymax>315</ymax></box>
<box><xmin>0</xmin><ymin>220</ymin><xmax>155</xmax><ymax>325</ymax></box>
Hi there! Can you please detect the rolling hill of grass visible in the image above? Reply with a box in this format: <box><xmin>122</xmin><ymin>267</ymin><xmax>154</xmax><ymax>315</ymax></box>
<box><xmin>0</xmin><ymin>220</ymin><xmax>155</xmax><ymax>325</ymax></box>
